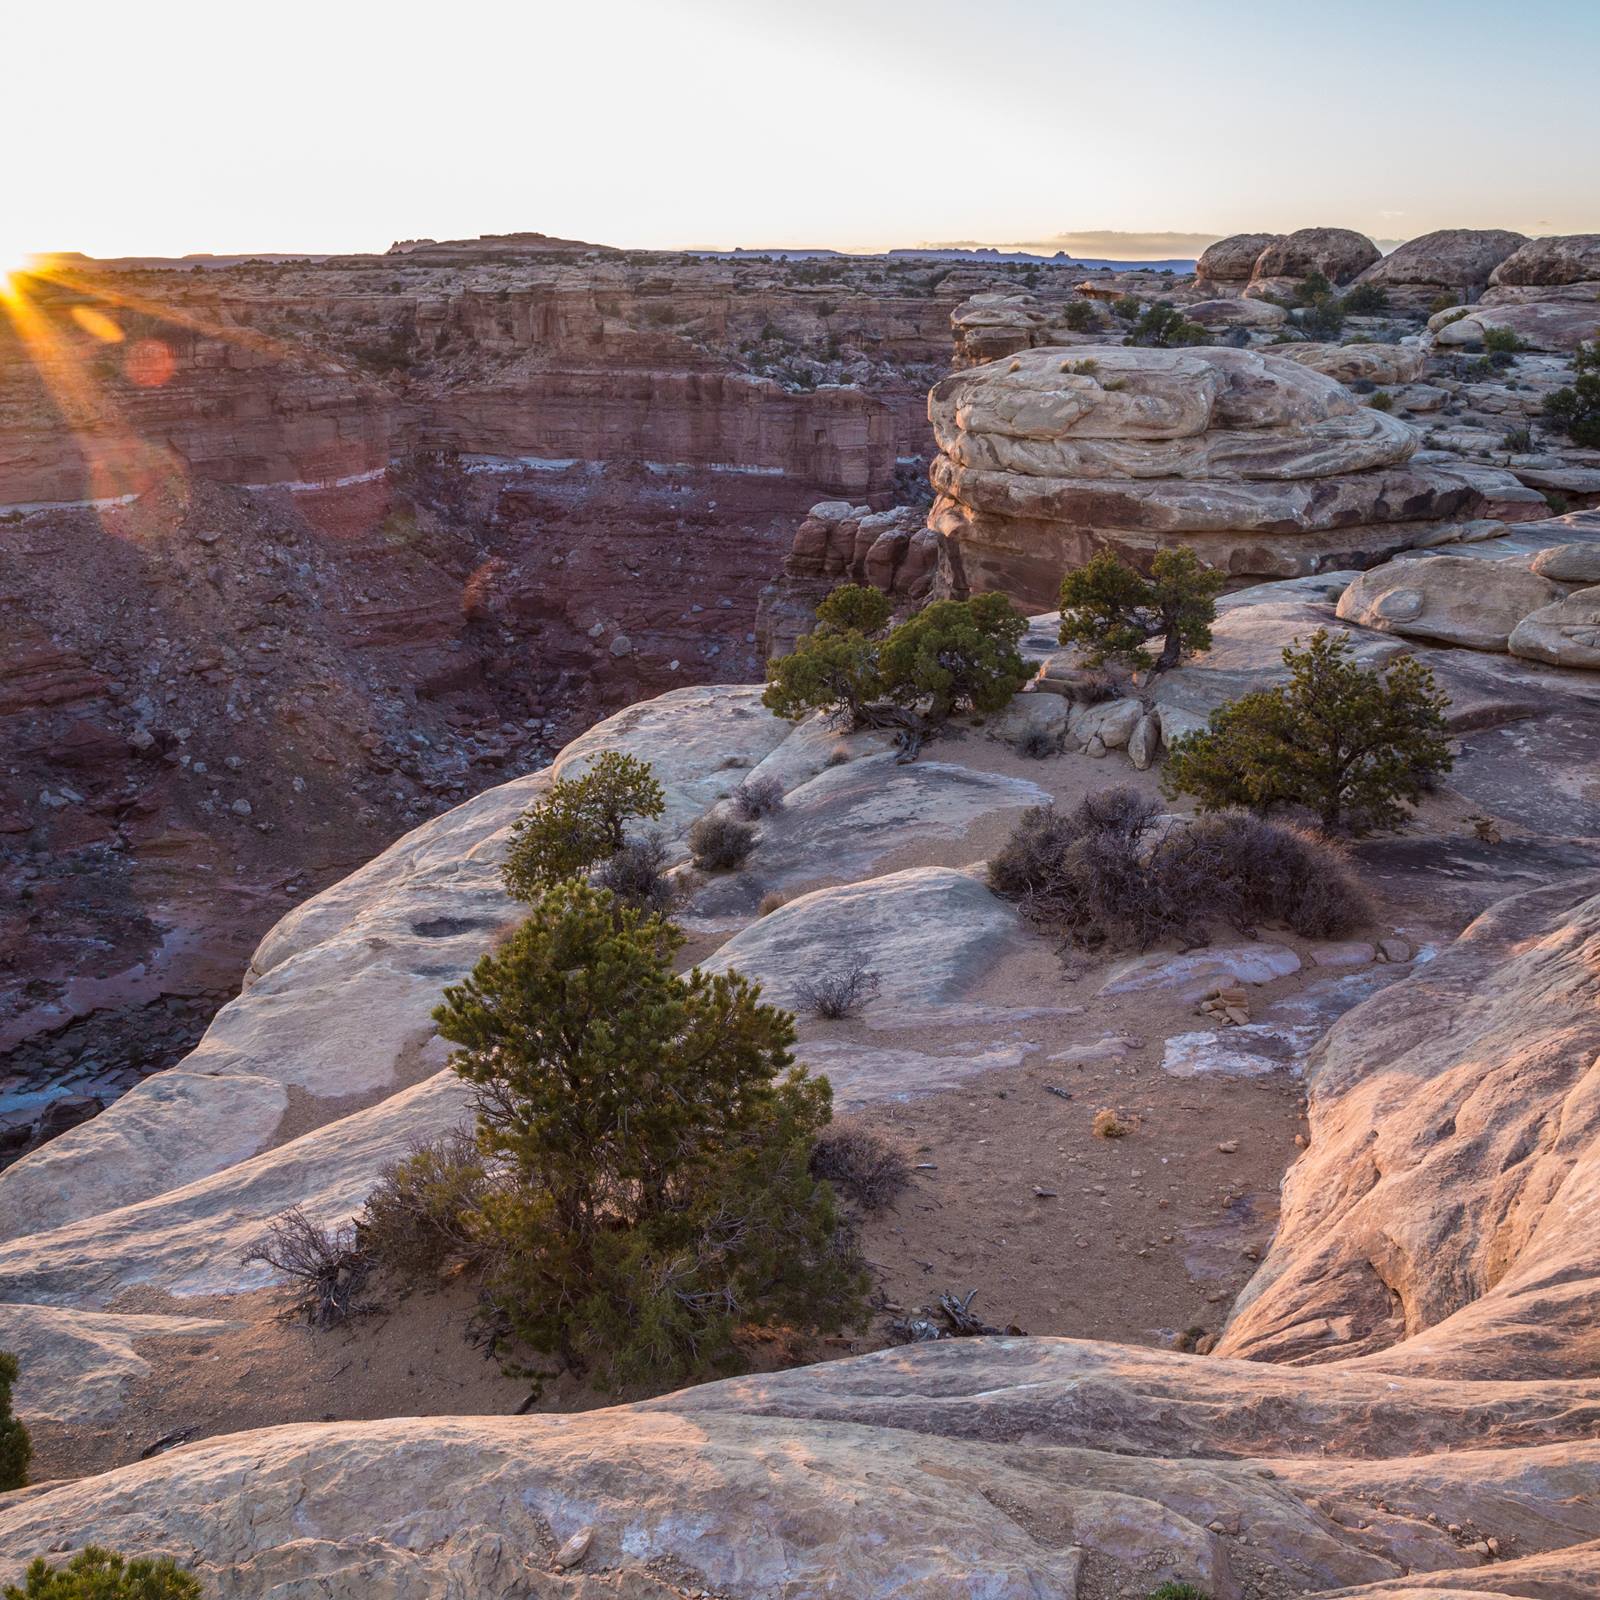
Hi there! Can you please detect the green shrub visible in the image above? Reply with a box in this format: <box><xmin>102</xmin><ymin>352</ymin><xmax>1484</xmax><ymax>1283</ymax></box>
<box><xmin>2</xmin><ymin>1548</ymin><xmax>202</xmax><ymax>1600</ymax></box>
<box><xmin>0</xmin><ymin>1350</ymin><xmax>30</xmax><ymax>1491</ymax></box>
<box><xmin>1058</xmin><ymin>547</ymin><xmax>1224</xmax><ymax>673</ymax></box>
<box><xmin>815</xmin><ymin>583</ymin><xmax>892</xmax><ymax>635</ymax></box>
<box><xmin>877</xmin><ymin>593</ymin><xmax>1030</xmax><ymax>720</ymax></box>
<box><xmin>1502</xmin><ymin>424</ymin><xmax>1533</xmax><ymax>453</ymax></box>
<box><xmin>1368</xmin><ymin>390</ymin><xmax>1394</xmax><ymax>412</ymax></box>
<box><xmin>1148</xmin><ymin>1585</ymin><xmax>1211</xmax><ymax>1600</ymax></box>
<box><xmin>763</xmin><ymin>627</ymin><xmax>884</xmax><ymax>724</ymax></box>
<box><xmin>1293</xmin><ymin>271</ymin><xmax>1335</xmax><ymax>305</ymax></box>
<box><xmin>502</xmin><ymin>752</ymin><xmax>665</xmax><ymax>901</ymax></box>
<box><xmin>1112</xmin><ymin>294</ymin><xmax>1142</xmax><ymax>323</ymax></box>
<box><xmin>1428</xmin><ymin>292</ymin><xmax>1459</xmax><ymax>315</ymax></box>
<box><xmin>1339</xmin><ymin>282</ymin><xmax>1389</xmax><ymax>316</ymax></box>
<box><xmin>1482</xmin><ymin>325</ymin><xmax>1528</xmax><ymax>354</ymax></box>
<box><xmin>433</xmin><ymin>882</ymin><xmax>867</xmax><ymax>1388</ymax></box>
<box><xmin>1163</xmin><ymin>628</ymin><xmax>1452</xmax><ymax>833</ymax></box>
<box><xmin>361</xmin><ymin>1129</ymin><xmax>492</xmax><ymax>1282</ymax></box>
<box><xmin>1063</xmin><ymin>299</ymin><xmax>1096</xmax><ymax>331</ymax></box>
<box><xmin>1543</xmin><ymin>337</ymin><xmax>1600</xmax><ymax>448</ymax></box>
<box><xmin>1129</xmin><ymin>303</ymin><xmax>1210</xmax><ymax>348</ymax></box>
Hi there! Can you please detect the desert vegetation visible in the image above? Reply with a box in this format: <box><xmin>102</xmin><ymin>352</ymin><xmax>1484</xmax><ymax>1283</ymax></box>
<box><xmin>1163</xmin><ymin>629</ymin><xmax>1452</xmax><ymax>832</ymax></box>
<box><xmin>1</xmin><ymin>1549</ymin><xmax>202</xmax><ymax>1600</ymax></box>
<box><xmin>501</xmin><ymin>751</ymin><xmax>666</xmax><ymax>900</ymax></box>
<box><xmin>0</xmin><ymin>1352</ymin><xmax>29</xmax><ymax>1491</ymax></box>
<box><xmin>1057</xmin><ymin>546</ymin><xmax>1223</xmax><ymax>672</ymax></box>
<box><xmin>1545</xmin><ymin>335</ymin><xmax>1600</xmax><ymax>447</ymax></box>
<box><xmin>988</xmin><ymin>786</ymin><xmax>1370</xmax><ymax>948</ymax></box>
<box><xmin>431</xmin><ymin>880</ymin><xmax>868</xmax><ymax>1388</ymax></box>
<box><xmin>764</xmin><ymin>584</ymin><xmax>1029</xmax><ymax>748</ymax></box>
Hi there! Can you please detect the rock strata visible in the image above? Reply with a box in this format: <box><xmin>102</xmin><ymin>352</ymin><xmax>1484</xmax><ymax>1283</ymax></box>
<box><xmin>928</xmin><ymin>345</ymin><xmax>1536</xmax><ymax>606</ymax></box>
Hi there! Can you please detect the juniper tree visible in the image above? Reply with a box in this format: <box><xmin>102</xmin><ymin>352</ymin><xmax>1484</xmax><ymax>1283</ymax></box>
<box><xmin>434</xmin><ymin>881</ymin><xmax>866</xmax><ymax>1387</ymax></box>
<box><xmin>501</xmin><ymin>751</ymin><xmax>665</xmax><ymax>900</ymax></box>
<box><xmin>1162</xmin><ymin>628</ymin><xmax>1452</xmax><ymax>833</ymax></box>
<box><xmin>1058</xmin><ymin>547</ymin><xmax>1224</xmax><ymax>672</ymax></box>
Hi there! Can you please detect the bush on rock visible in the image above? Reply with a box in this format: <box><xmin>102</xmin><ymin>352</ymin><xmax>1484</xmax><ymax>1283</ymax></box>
<box><xmin>1544</xmin><ymin>337</ymin><xmax>1600</xmax><ymax>448</ymax></box>
<box><xmin>2</xmin><ymin>1549</ymin><xmax>202</xmax><ymax>1600</ymax></box>
<box><xmin>502</xmin><ymin>751</ymin><xmax>665</xmax><ymax>901</ymax></box>
<box><xmin>1057</xmin><ymin>547</ymin><xmax>1224</xmax><ymax>673</ymax></box>
<box><xmin>433</xmin><ymin>881</ymin><xmax>867</xmax><ymax>1388</ymax></box>
<box><xmin>988</xmin><ymin>787</ymin><xmax>1370</xmax><ymax>948</ymax></box>
<box><xmin>0</xmin><ymin>1350</ymin><xmax>30</xmax><ymax>1491</ymax></box>
<box><xmin>876</xmin><ymin>593</ymin><xmax>1030</xmax><ymax>720</ymax></box>
<box><xmin>1162</xmin><ymin>629</ymin><xmax>1452</xmax><ymax>833</ymax></box>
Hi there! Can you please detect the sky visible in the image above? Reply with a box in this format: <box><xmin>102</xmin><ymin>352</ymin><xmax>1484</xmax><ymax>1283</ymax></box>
<box><xmin>5</xmin><ymin>0</ymin><xmax>1597</xmax><ymax>262</ymax></box>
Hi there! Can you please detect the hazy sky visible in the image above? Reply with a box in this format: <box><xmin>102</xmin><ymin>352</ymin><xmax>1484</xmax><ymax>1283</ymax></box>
<box><xmin>7</xmin><ymin>0</ymin><xmax>1597</xmax><ymax>260</ymax></box>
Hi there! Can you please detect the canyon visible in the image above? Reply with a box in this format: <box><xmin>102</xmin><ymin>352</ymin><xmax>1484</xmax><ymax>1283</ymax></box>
<box><xmin>0</xmin><ymin>239</ymin><xmax>1080</xmax><ymax>1157</ymax></box>
<box><xmin>5</xmin><ymin>222</ymin><xmax>1600</xmax><ymax>1599</ymax></box>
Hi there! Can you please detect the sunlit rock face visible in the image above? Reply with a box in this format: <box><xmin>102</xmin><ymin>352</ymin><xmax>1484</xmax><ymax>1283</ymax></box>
<box><xmin>927</xmin><ymin>345</ymin><xmax>1539</xmax><ymax>608</ymax></box>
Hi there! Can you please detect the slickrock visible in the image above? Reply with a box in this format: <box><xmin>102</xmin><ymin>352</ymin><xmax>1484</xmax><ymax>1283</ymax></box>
<box><xmin>1509</xmin><ymin>585</ymin><xmax>1600</xmax><ymax>668</ymax></box>
<box><xmin>1335</xmin><ymin>555</ymin><xmax>1564</xmax><ymax>651</ymax></box>
<box><xmin>1489</xmin><ymin>233</ymin><xmax>1600</xmax><ymax>288</ymax></box>
<box><xmin>927</xmin><ymin>345</ymin><xmax>1534</xmax><ymax>605</ymax></box>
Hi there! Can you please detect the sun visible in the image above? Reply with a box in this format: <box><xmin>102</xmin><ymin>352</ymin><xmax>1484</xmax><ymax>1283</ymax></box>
<box><xmin>0</xmin><ymin>235</ymin><xmax>40</xmax><ymax>301</ymax></box>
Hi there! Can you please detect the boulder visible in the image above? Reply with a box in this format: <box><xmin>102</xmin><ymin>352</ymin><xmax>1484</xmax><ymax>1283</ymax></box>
<box><xmin>1508</xmin><ymin>585</ymin><xmax>1600</xmax><ymax>669</ymax></box>
<box><xmin>700</xmin><ymin>866</ymin><xmax>1028</xmax><ymax>1017</ymax></box>
<box><xmin>1336</xmin><ymin>555</ymin><xmax>1563</xmax><ymax>652</ymax></box>
<box><xmin>1430</xmin><ymin>297</ymin><xmax>1600</xmax><ymax>354</ymax></box>
<box><xmin>1490</xmin><ymin>233</ymin><xmax>1600</xmax><ymax>287</ymax></box>
<box><xmin>928</xmin><ymin>345</ymin><xmax>1535</xmax><ymax>606</ymax></box>
<box><xmin>1250</xmin><ymin>227</ymin><xmax>1381</xmax><ymax>288</ymax></box>
<box><xmin>1181</xmin><ymin>296</ymin><xmax>1288</xmax><ymax>329</ymax></box>
<box><xmin>1529</xmin><ymin>542</ymin><xmax>1600</xmax><ymax>583</ymax></box>
<box><xmin>1355</xmin><ymin>228</ymin><xmax>1528</xmax><ymax>305</ymax></box>
<box><xmin>1275</xmin><ymin>342</ymin><xmax>1427</xmax><ymax>387</ymax></box>
<box><xmin>1193</xmin><ymin>231</ymin><xmax>1281</xmax><ymax>292</ymax></box>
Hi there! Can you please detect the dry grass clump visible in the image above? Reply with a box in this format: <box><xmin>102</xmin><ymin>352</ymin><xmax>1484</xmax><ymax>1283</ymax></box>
<box><xmin>360</xmin><ymin>1127</ymin><xmax>493</xmax><ymax>1281</ymax></box>
<box><xmin>687</xmin><ymin>812</ymin><xmax>758</xmax><ymax>870</ymax></box>
<box><xmin>809</xmin><ymin>1120</ymin><xmax>914</xmax><ymax>1211</ymax></box>
<box><xmin>757</xmin><ymin>889</ymin><xmax>790</xmax><ymax>917</ymax></box>
<box><xmin>241</xmin><ymin>1207</ymin><xmax>370</xmax><ymax>1326</ymax></box>
<box><xmin>794</xmin><ymin>960</ymin><xmax>882</xmax><ymax>1019</ymax></box>
<box><xmin>988</xmin><ymin>787</ymin><xmax>1369</xmax><ymax>950</ymax></box>
<box><xmin>1092</xmin><ymin>1107</ymin><xmax>1133</xmax><ymax>1139</ymax></box>
<box><xmin>731</xmin><ymin>774</ymin><xmax>786</xmax><ymax>819</ymax></box>
<box><xmin>593</xmin><ymin>832</ymin><xmax>676</xmax><ymax>914</ymax></box>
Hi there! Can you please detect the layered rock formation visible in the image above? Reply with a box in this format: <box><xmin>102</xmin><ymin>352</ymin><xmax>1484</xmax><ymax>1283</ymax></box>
<box><xmin>927</xmin><ymin>344</ymin><xmax>1540</xmax><ymax>606</ymax></box>
<box><xmin>754</xmin><ymin>500</ymin><xmax>938</xmax><ymax>660</ymax></box>
<box><xmin>1244</xmin><ymin>227</ymin><xmax>1382</xmax><ymax>300</ymax></box>
<box><xmin>1193</xmin><ymin>232</ymin><xmax>1282</xmax><ymax>296</ymax></box>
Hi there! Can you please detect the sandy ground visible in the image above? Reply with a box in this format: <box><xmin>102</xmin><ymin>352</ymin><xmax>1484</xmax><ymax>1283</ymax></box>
<box><xmin>25</xmin><ymin>719</ymin><xmax>1499</xmax><ymax>1484</ymax></box>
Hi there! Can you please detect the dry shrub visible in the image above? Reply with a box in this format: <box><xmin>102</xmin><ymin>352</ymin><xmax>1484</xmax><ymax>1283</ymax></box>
<box><xmin>757</xmin><ymin>889</ymin><xmax>790</xmax><ymax>917</ymax></box>
<box><xmin>794</xmin><ymin>961</ymin><xmax>881</xmax><ymax>1019</ymax></box>
<box><xmin>1092</xmin><ymin>1107</ymin><xmax>1133</xmax><ymax>1139</ymax></box>
<box><xmin>241</xmin><ymin>1207</ymin><xmax>370</xmax><ymax>1326</ymax></box>
<box><xmin>593</xmin><ymin>831</ymin><xmax>676</xmax><ymax>914</ymax></box>
<box><xmin>360</xmin><ymin>1127</ymin><xmax>494</xmax><ymax>1282</ymax></box>
<box><xmin>810</xmin><ymin>1120</ymin><xmax>913</xmax><ymax>1211</ymax></box>
<box><xmin>1162</xmin><ymin>814</ymin><xmax>1372</xmax><ymax>938</ymax></box>
<box><xmin>988</xmin><ymin>788</ymin><xmax>1369</xmax><ymax>950</ymax></box>
<box><xmin>688</xmin><ymin>812</ymin><xmax>758</xmax><ymax>870</ymax></box>
<box><xmin>731</xmin><ymin>774</ymin><xmax>785</xmax><ymax>819</ymax></box>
